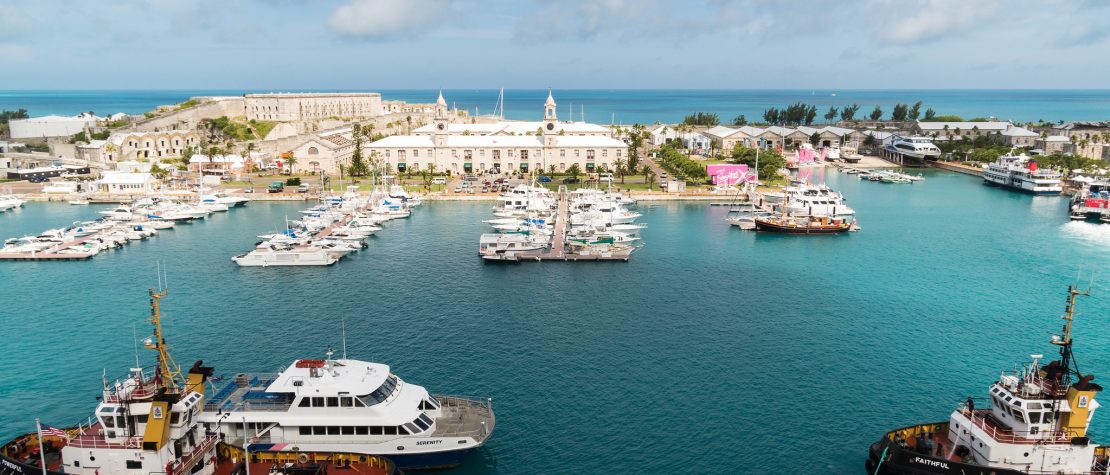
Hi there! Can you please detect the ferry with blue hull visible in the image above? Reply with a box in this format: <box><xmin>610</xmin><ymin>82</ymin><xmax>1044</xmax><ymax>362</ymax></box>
<box><xmin>866</xmin><ymin>286</ymin><xmax>1110</xmax><ymax>475</ymax></box>
<box><xmin>197</xmin><ymin>352</ymin><xmax>495</xmax><ymax>471</ymax></box>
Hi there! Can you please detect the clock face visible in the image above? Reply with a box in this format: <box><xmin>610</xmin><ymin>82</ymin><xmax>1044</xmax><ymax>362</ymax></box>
<box><xmin>437</xmin><ymin>123</ymin><xmax>446</xmax><ymax>131</ymax></box>
<box><xmin>546</xmin><ymin>123</ymin><xmax>555</xmax><ymax>131</ymax></box>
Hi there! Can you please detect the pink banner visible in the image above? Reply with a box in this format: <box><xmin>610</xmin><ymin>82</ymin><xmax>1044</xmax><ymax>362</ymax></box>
<box><xmin>707</xmin><ymin>164</ymin><xmax>749</xmax><ymax>185</ymax></box>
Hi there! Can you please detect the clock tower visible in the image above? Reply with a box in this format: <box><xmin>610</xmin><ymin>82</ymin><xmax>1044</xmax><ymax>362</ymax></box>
<box><xmin>542</xmin><ymin>90</ymin><xmax>557</xmax><ymax>147</ymax></box>
<box><xmin>434</xmin><ymin>90</ymin><xmax>448</xmax><ymax>148</ymax></box>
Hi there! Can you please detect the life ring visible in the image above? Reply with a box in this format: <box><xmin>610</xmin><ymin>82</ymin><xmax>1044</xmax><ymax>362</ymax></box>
<box><xmin>219</xmin><ymin>445</ymin><xmax>231</xmax><ymax>459</ymax></box>
<box><xmin>298</xmin><ymin>453</ymin><xmax>309</xmax><ymax>464</ymax></box>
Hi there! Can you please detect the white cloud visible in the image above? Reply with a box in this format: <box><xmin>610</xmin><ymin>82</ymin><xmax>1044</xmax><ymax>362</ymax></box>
<box><xmin>879</xmin><ymin>0</ymin><xmax>1001</xmax><ymax>44</ymax></box>
<box><xmin>0</xmin><ymin>7</ymin><xmax>32</xmax><ymax>40</ymax></box>
<box><xmin>328</xmin><ymin>0</ymin><xmax>449</xmax><ymax>38</ymax></box>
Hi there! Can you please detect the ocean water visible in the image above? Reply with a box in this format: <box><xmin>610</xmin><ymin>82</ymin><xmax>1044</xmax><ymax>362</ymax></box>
<box><xmin>1</xmin><ymin>171</ymin><xmax>1110</xmax><ymax>474</ymax></box>
<box><xmin>2</xmin><ymin>89</ymin><xmax>1109</xmax><ymax>125</ymax></box>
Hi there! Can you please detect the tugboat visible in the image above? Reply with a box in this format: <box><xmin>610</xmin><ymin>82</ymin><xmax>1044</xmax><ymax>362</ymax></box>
<box><xmin>866</xmin><ymin>286</ymin><xmax>1110</xmax><ymax>474</ymax></box>
<box><xmin>0</xmin><ymin>289</ymin><xmax>400</xmax><ymax>475</ymax></box>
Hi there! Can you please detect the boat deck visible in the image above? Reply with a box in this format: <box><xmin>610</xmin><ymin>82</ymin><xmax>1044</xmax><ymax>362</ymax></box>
<box><xmin>432</xmin><ymin>395</ymin><xmax>496</xmax><ymax>442</ymax></box>
<box><xmin>0</xmin><ymin>234</ymin><xmax>100</xmax><ymax>260</ymax></box>
<box><xmin>487</xmin><ymin>189</ymin><xmax>634</xmax><ymax>262</ymax></box>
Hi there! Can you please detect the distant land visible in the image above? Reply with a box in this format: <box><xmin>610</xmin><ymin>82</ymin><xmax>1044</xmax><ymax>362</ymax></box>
<box><xmin>1</xmin><ymin>89</ymin><xmax>1108</xmax><ymax>125</ymax></box>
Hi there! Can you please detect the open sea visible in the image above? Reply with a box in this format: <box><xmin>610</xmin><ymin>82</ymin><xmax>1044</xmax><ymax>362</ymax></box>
<box><xmin>2</xmin><ymin>170</ymin><xmax>1110</xmax><ymax>474</ymax></box>
<box><xmin>1</xmin><ymin>89</ymin><xmax>1109</xmax><ymax>124</ymax></box>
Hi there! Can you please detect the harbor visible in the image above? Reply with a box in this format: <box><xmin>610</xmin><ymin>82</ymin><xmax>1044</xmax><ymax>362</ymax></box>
<box><xmin>2</xmin><ymin>159</ymin><xmax>1110</xmax><ymax>475</ymax></box>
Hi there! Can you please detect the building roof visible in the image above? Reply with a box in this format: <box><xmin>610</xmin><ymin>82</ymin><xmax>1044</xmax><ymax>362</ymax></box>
<box><xmin>190</xmin><ymin>154</ymin><xmax>244</xmax><ymax>164</ymax></box>
<box><xmin>1042</xmin><ymin>135</ymin><xmax>1071</xmax><ymax>142</ymax></box>
<box><xmin>703</xmin><ymin>126</ymin><xmax>739</xmax><ymax>138</ymax></box>
<box><xmin>413</xmin><ymin>120</ymin><xmax>609</xmax><ymax>136</ymax></box>
<box><xmin>763</xmin><ymin>126</ymin><xmax>797</xmax><ymax>136</ymax></box>
<box><xmin>795</xmin><ymin>126</ymin><xmax>819</xmax><ymax>136</ymax></box>
<box><xmin>820</xmin><ymin>126</ymin><xmax>856</xmax><ymax>136</ymax></box>
<box><xmin>554</xmin><ymin>136</ymin><xmax>628</xmax><ymax>147</ymax></box>
<box><xmin>78</xmin><ymin>140</ymin><xmax>107</xmax><ymax>149</ymax></box>
<box><xmin>916</xmin><ymin>120</ymin><xmax>1011</xmax><ymax>131</ymax></box>
<box><xmin>369</xmin><ymin>135</ymin><xmax>436</xmax><ymax>148</ymax></box>
<box><xmin>369</xmin><ymin>133</ymin><xmax>626</xmax><ymax>149</ymax></box>
<box><xmin>1001</xmin><ymin>126</ymin><xmax>1038</xmax><ymax>137</ymax></box>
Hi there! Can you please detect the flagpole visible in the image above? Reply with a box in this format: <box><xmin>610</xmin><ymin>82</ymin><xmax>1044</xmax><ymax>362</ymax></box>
<box><xmin>34</xmin><ymin>418</ymin><xmax>47</xmax><ymax>475</ymax></box>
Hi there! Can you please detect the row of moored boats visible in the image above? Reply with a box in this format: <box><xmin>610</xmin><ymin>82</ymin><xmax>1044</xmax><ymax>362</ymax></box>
<box><xmin>233</xmin><ymin>185</ymin><xmax>420</xmax><ymax>266</ymax></box>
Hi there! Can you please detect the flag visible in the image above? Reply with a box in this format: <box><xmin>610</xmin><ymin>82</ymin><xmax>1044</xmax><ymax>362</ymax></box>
<box><xmin>39</xmin><ymin>423</ymin><xmax>67</xmax><ymax>438</ymax></box>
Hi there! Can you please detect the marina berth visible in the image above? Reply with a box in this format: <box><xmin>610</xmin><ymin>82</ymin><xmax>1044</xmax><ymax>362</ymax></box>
<box><xmin>866</xmin><ymin>286</ymin><xmax>1108</xmax><ymax>475</ymax></box>
<box><xmin>198</xmin><ymin>354</ymin><xmax>495</xmax><ymax>470</ymax></box>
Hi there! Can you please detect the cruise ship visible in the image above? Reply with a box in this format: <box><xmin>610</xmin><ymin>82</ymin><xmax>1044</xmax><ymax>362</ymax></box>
<box><xmin>197</xmin><ymin>351</ymin><xmax>496</xmax><ymax>470</ymax></box>
<box><xmin>866</xmin><ymin>286</ymin><xmax>1108</xmax><ymax>475</ymax></box>
<box><xmin>982</xmin><ymin>152</ymin><xmax>1063</xmax><ymax>195</ymax></box>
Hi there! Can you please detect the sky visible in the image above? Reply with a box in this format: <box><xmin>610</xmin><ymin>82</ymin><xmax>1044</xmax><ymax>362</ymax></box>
<box><xmin>2</xmin><ymin>0</ymin><xmax>1109</xmax><ymax>90</ymax></box>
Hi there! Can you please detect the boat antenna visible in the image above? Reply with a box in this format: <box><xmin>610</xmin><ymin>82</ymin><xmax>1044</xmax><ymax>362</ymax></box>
<box><xmin>132</xmin><ymin>322</ymin><xmax>141</xmax><ymax>369</ymax></box>
<box><xmin>341</xmin><ymin>316</ymin><xmax>348</xmax><ymax>361</ymax></box>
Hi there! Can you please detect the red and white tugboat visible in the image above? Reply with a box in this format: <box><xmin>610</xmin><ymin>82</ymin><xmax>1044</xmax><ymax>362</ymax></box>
<box><xmin>866</xmin><ymin>286</ymin><xmax>1110</xmax><ymax>475</ymax></box>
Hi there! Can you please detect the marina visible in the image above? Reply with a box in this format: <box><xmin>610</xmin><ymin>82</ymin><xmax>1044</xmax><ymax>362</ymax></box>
<box><xmin>1</xmin><ymin>168</ymin><xmax>1109</xmax><ymax>474</ymax></box>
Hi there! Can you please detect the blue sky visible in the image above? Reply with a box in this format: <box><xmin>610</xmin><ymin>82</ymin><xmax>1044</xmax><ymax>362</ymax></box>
<box><xmin>2</xmin><ymin>0</ymin><xmax>1109</xmax><ymax>90</ymax></box>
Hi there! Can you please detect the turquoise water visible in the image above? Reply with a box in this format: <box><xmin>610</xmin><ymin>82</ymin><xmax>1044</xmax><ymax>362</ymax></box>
<box><xmin>2</xmin><ymin>172</ymin><xmax>1110</xmax><ymax>474</ymax></box>
<box><xmin>3</xmin><ymin>89</ymin><xmax>1109</xmax><ymax>124</ymax></box>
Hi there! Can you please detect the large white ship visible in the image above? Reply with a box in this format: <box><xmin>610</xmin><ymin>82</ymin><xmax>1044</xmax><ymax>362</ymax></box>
<box><xmin>197</xmin><ymin>351</ymin><xmax>495</xmax><ymax>470</ymax></box>
<box><xmin>982</xmin><ymin>152</ymin><xmax>1062</xmax><ymax>195</ymax></box>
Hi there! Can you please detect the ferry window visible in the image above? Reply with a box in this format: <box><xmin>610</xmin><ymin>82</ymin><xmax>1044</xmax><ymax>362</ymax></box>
<box><xmin>170</xmin><ymin>413</ymin><xmax>181</xmax><ymax>425</ymax></box>
<box><xmin>398</xmin><ymin>426</ymin><xmax>411</xmax><ymax>435</ymax></box>
<box><xmin>102</xmin><ymin>417</ymin><xmax>115</xmax><ymax>429</ymax></box>
<box><xmin>418</xmin><ymin>414</ymin><xmax>433</xmax><ymax>426</ymax></box>
<box><xmin>384</xmin><ymin>426</ymin><xmax>397</xmax><ymax>435</ymax></box>
<box><xmin>355</xmin><ymin>427</ymin><xmax>368</xmax><ymax>435</ymax></box>
<box><xmin>340</xmin><ymin>397</ymin><xmax>352</xmax><ymax>408</ymax></box>
<box><xmin>327</xmin><ymin>426</ymin><xmax>340</xmax><ymax>435</ymax></box>
<box><xmin>299</xmin><ymin>427</ymin><xmax>311</xmax><ymax>435</ymax></box>
<box><xmin>312</xmin><ymin>397</ymin><xmax>324</xmax><ymax>407</ymax></box>
<box><xmin>414</xmin><ymin>419</ymin><xmax>429</xmax><ymax>431</ymax></box>
<box><xmin>342</xmin><ymin>426</ymin><xmax>354</xmax><ymax>435</ymax></box>
<box><xmin>313</xmin><ymin>426</ymin><xmax>326</xmax><ymax>435</ymax></box>
<box><xmin>1029</xmin><ymin>412</ymin><xmax>1041</xmax><ymax>424</ymax></box>
<box><xmin>354</xmin><ymin>398</ymin><xmax>366</xmax><ymax>407</ymax></box>
<box><xmin>327</xmin><ymin>397</ymin><xmax>339</xmax><ymax>407</ymax></box>
<box><xmin>298</xmin><ymin>398</ymin><xmax>310</xmax><ymax>407</ymax></box>
<box><xmin>1013</xmin><ymin>411</ymin><xmax>1025</xmax><ymax>423</ymax></box>
<box><xmin>137</xmin><ymin>415</ymin><xmax>148</xmax><ymax>424</ymax></box>
<box><xmin>126</xmin><ymin>461</ymin><xmax>142</xmax><ymax>469</ymax></box>
<box><xmin>371</xmin><ymin>427</ymin><xmax>383</xmax><ymax>435</ymax></box>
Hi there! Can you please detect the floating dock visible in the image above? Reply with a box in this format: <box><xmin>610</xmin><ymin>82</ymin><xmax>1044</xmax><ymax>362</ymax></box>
<box><xmin>483</xmin><ymin>188</ymin><xmax>635</xmax><ymax>263</ymax></box>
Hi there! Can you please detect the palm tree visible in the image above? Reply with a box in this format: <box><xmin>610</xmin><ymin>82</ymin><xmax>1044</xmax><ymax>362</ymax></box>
<box><xmin>284</xmin><ymin>153</ymin><xmax>298</xmax><ymax>175</ymax></box>
<box><xmin>646</xmin><ymin>169</ymin><xmax>656</xmax><ymax>191</ymax></box>
<box><xmin>641</xmin><ymin>164</ymin><xmax>651</xmax><ymax>183</ymax></box>
<box><xmin>614</xmin><ymin>158</ymin><xmax>627</xmax><ymax>184</ymax></box>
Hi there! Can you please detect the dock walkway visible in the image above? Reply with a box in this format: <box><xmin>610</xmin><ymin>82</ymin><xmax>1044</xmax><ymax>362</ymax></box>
<box><xmin>491</xmin><ymin>187</ymin><xmax>633</xmax><ymax>263</ymax></box>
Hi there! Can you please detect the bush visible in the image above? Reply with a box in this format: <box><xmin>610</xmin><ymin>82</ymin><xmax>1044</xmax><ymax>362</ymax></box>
<box><xmin>286</xmin><ymin>177</ymin><xmax>302</xmax><ymax>186</ymax></box>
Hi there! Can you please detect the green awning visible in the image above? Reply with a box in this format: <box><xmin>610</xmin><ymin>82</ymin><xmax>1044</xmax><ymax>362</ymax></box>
<box><xmin>397</xmin><ymin>163</ymin><xmax>406</xmax><ymax>171</ymax></box>
<box><xmin>463</xmin><ymin>163</ymin><xmax>473</xmax><ymax>171</ymax></box>
<box><xmin>585</xmin><ymin>162</ymin><xmax>595</xmax><ymax>170</ymax></box>
<box><xmin>520</xmin><ymin>163</ymin><xmax>529</xmax><ymax>171</ymax></box>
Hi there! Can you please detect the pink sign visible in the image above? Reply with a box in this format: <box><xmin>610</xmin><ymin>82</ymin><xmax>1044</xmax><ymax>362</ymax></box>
<box><xmin>707</xmin><ymin>164</ymin><xmax>749</xmax><ymax>185</ymax></box>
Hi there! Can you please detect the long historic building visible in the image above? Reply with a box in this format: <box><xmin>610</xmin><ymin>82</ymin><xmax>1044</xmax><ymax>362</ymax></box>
<box><xmin>245</xmin><ymin>93</ymin><xmax>383</xmax><ymax>122</ymax></box>
<box><xmin>367</xmin><ymin>92</ymin><xmax>627</xmax><ymax>174</ymax></box>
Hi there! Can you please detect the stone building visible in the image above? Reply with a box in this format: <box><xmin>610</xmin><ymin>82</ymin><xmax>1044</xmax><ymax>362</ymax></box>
<box><xmin>245</xmin><ymin>93</ymin><xmax>383</xmax><ymax>122</ymax></box>
<box><xmin>367</xmin><ymin>92</ymin><xmax>627</xmax><ymax>175</ymax></box>
<box><xmin>76</xmin><ymin>130</ymin><xmax>200</xmax><ymax>164</ymax></box>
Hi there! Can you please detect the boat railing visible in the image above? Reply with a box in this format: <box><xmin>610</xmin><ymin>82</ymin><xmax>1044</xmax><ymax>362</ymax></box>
<box><xmin>431</xmin><ymin>394</ymin><xmax>495</xmax><ymax>440</ymax></box>
<box><xmin>169</xmin><ymin>434</ymin><xmax>218</xmax><ymax>475</ymax></box>
<box><xmin>961</xmin><ymin>406</ymin><xmax>1077</xmax><ymax>444</ymax></box>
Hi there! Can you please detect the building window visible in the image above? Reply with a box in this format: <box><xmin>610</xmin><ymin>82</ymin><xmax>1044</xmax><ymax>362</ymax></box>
<box><xmin>602</xmin><ymin>150</ymin><xmax>607</xmax><ymax>157</ymax></box>
<box><xmin>560</xmin><ymin>150</ymin><xmax>565</xmax><ymax>157</ymax></box>
<box><xmin>413</xmin><ymin>149</ymin><xmax>419</xmax><ymax>157</ymax></box>
<box><xmin>575</xmin><ymin>150</ymin><xmax>580</xmax><ymax>157</ymax></box>
<box><xmin>308</xmin><ymin>147</ymin><xmax>319</xmax><ymax>155</ymax></box>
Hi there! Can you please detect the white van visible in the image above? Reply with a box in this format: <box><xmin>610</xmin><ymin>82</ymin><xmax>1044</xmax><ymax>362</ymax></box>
<box><xmin>599</xmin><ymin>173</ymin><xmax>614</xmax><ymax>183</ymax></box>
<box><xmin>432</xmin><ymin>176</ymin><xmax>447</xmax><ymax>185</ymax></box>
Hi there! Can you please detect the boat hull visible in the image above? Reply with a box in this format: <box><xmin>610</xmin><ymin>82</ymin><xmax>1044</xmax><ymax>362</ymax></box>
<box><xmin>982</xmin><ymin>179</ymin><xmax>1061</xmax><ymax>196</ymax></box>
<box><xmin>865</xmin><ymin>436</ymin><xmax>1025</xmax><ymax>475</ymax></box>
<box><xmin>754</xmin><ymin>220</ymin><xmax>851</xmax><ymax>234</ymax></box>
<box><xmin>385</xmin><ymin>446</ymin><xmax>478</xmax><ymax>470</ymax></box>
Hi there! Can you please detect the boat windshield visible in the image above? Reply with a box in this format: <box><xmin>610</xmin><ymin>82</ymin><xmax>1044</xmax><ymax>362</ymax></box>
<box><xmin>357</xmin><ymin>375</ymin><xmax>399</xmax><ymax>406</ymax></box>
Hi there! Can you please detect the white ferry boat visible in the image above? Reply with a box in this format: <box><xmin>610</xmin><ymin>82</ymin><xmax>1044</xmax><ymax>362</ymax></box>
<box><xmin>1069</xmin><ymin>179</ymin><xmax>1109</xmax><ymax>221</ymax></box>
<box><xmin>197</xmin><ymin>352</ymin><xmax>495</xmax><ymax>470</ymax></box>
<box><xmin>867</xmin><ymin>286</ymin><xmax>1108</xmax><ymax>475</ymax></box>
<box><xmin>890</xmin><ymin>136</ymin><xmax>942</xmax><ymax>159</ymax></box>
<box><xmin>982</xmin><ymin>153</ymin><xmax>1062</xmax><ymax>195</ymax></box>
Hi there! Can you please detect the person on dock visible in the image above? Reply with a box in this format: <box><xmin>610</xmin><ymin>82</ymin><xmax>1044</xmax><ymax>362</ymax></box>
<box><xmin>924</xmin><ymin>433</ymin><xmax>936</xmax><ymax>456</ymax></box>
<box><xmin>966</xmin><ymin>396</ymin><xmax>975</xmax><ymax>413</ymax></box>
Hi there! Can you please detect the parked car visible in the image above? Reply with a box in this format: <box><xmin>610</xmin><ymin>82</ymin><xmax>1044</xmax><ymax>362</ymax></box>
<box><xmin>454</xmin><ymin>186</ymin><xmax>463</xmax><ymax>193</ymax></box>
<box><xmin>244</xmin><ymin>187</ymin><xmax>254</xmax><ymax>194</ymax></box>
<box><xmin>297</xmin><ymin>184</ymin><xmax>309</xmax><ymax>193</ymax></box>
<box><xmin>267</xmin><ymin>181</ymin><xmax>285</xmax><ymax>193</ymax></box>
<box><xmin>432</xmin><ymin>176</ymin><xmax>447</xmax><ymax>185</ymax></box>
<box><xmin>481</xmin><ymin>186</ymin><xmax>489</xmax><ymax>193</ymax></box>
<box><xmin>562</xmin><ymin>177</ymin><xmax>580</xmax><ymax>184</ymax></box>
<box><xmin>660</xmin><ymin>172</ymin><xmax>668</xmax><ymax>179</ymax></box>
<box><xmin>464</xmin><ymin>174</ymin><xmax>478</xmax><ymax>181</ymax></box>
<box><xmin>538</xmin><ymin>175</ymin><xmax>552</xmax><ymax>183</ymax></box>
